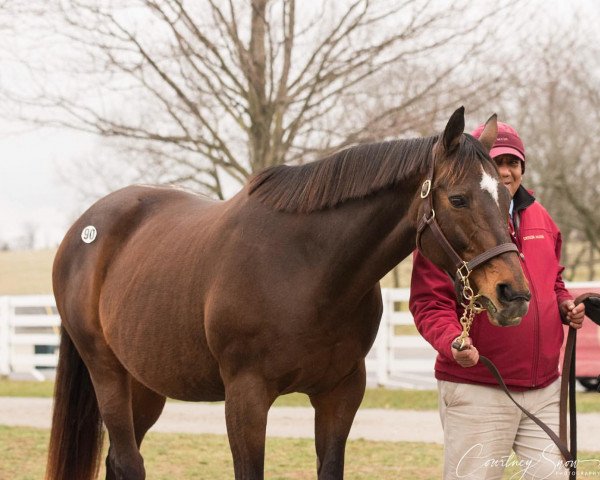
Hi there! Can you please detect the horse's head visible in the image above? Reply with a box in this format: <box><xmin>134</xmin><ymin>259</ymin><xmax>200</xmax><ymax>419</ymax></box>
<box><xmin>416</xmin><ymin>107</ymin><xmax>530</xmax><ymax>327</ymax></box>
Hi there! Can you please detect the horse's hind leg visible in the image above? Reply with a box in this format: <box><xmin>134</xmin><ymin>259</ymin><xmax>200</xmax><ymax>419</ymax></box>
<box><xmin>131</xmin><ymin>378</ymin><xmax>167</xmax><ymax>447</ymax></box>
<box><xmin>84</xmin><ymin>348</ymin><xmax>147</xmax><ymax>480</ymax></box>
<box><xmin>309</xmin><ymin>363</ymin><xmax>366</xmax><ymax>480</ymax></box>
<box><xmin>105</xmin><ymin>379</ymin><xmax>166</xmax><ymax>480</ymax></box>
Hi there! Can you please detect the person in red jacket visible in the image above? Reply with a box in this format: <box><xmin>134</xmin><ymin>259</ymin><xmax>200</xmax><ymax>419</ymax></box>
<box><xmin>409</xmin><ymin>122</ymin><xmax>586</xmax><ymax>479</ymax></box>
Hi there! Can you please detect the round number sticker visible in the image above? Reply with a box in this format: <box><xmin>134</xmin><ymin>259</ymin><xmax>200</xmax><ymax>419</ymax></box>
<box><xmin>81</xmin><ymin>225</ymin><xmax>98</xmax><ymax>244</ymax></box>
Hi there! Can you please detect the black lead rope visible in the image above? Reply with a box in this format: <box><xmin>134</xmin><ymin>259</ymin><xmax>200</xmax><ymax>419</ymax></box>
<box><xmin>453</xmin><ymin>289</ymin><xmax>600</xmax><ymax>480</ymax></box>
<box><xmin>479</xmin><ymin>347</ymin><xmax>576</xmax><ymax>478</ymax></box>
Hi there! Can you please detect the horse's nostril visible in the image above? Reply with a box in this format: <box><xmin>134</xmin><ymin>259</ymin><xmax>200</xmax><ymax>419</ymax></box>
<box><xmin>497</xmin><ymin>283</ymin><xmax>512</xmax><ymax>303</ymax></box>
<box><xmin>497</xmin><ymin>283</ymin><xmax>531</xmax><ymax>303</ymax></box>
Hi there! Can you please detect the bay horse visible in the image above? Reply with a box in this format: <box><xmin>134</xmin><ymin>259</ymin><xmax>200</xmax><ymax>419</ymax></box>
<box><xmin>46</xmin><ymin>107</ymin><xmax>530</xmax><ymax>480</ymax></box>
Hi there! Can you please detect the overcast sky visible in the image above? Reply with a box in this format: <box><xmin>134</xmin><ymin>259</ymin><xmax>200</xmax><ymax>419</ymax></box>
<box><xmin>0</xmin><ymin>120</ymin><xmax>94</xmax><ymax>248</ymax></box>
<box><xmin>0</xmin><ymin>0</ymin><xmax>595</xmax><ymax>250</ymax></box>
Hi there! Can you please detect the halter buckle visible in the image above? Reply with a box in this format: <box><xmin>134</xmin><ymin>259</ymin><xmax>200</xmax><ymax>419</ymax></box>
<box><xmin>456</xmin><ymin>261</ymin><xmax>471</xmax><ymax>283</ymax></box>
<box><xmin>425</xmin><ymin>208</ymin><xmax>435</xmax><ymax>222</ymax></box>
<box><xmin>420</xmin><ymin>179</ymin><xmax>431</xmax><ymax>198</ymax></box>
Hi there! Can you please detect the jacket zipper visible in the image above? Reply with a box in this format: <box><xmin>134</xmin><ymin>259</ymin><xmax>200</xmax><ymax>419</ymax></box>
<box><xmin>511</xmin><ymin>219</ymin><xmax>539</xmax><ymax>387</ymax></box>
<box><xmin>520</xmin><ymin>259</ymin><xmax>539</xmax><ymax>387</ymax></box>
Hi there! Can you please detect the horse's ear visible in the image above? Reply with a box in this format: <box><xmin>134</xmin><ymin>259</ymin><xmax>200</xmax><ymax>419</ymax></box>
<box><xmin>478</xmin><ymin>114</ymin><xmax>498</xmax><ymax>153</ymax></box>
<box><xmin>442</xmin><ymin>106</ymin><xmax>465</xmax><ymax>153</ymax></box>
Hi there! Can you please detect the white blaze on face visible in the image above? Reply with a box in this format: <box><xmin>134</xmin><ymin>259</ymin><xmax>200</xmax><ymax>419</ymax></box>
<box><xmin>480</xmin><ymin>166</ymin><xmax>500</xmax><ymax>207</ymax></box>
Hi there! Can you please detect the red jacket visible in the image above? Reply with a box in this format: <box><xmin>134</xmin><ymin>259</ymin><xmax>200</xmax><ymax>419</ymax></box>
<box><xmin>409</xmin><ymin>187</ymin><xmax>572</xmax><ymax>389</ymax></box>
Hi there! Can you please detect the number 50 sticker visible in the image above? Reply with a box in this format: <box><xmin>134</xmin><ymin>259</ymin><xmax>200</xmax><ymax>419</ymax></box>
<box><xmin>81</xmin><ymin>225</ymin><xmax>98</xmax><ymax>244</ymax></box>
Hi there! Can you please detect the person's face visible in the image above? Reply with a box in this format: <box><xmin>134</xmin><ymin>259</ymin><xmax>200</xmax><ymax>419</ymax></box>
<box><xmin>494</xmin><ymin>154</ymin><xmax>523</xmax><ymax>198</ymax></box>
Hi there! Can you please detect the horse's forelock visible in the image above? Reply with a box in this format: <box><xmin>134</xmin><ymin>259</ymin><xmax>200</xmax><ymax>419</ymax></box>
<box><xmin>435</xmin><ymin>134</ymin><xmax>492</xmax><ymax>188</ymax></box>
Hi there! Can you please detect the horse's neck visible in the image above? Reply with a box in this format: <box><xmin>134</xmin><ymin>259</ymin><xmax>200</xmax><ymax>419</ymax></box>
<box><xmin>314</xmin><ymin>182</ymin><xmax>421</xmax><ymax>299</ymax></box>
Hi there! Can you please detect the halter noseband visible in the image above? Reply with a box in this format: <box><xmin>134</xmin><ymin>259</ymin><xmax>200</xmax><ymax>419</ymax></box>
<box><xmin>415</xmin><ymin>149</ymin><xmax>519</xmax><ymax>284</ymax></box>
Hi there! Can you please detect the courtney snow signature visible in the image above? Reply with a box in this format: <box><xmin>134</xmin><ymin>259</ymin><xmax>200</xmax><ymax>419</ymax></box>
<box><xmin>455</xmin><ymin>444</ymin><xmax>600</xmax><ymax>479</ymax></box>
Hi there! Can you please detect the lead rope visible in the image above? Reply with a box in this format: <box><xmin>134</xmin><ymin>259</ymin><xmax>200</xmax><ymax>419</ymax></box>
<box><xmin>451</xmin><ymin>263</ymin><xmax>577</xmax><ymax>477</ymax></box>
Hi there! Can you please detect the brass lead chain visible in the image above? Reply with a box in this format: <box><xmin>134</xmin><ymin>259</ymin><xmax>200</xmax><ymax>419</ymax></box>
<box><xmin>455</xmin><ymin>263</ymin><xmax>484</xmax><ymax>350</ymax></box>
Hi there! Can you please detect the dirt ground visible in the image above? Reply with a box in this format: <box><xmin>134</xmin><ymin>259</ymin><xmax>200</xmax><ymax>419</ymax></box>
<box><xmin>1</xmin><ymin>397</ymin><xmax>599</xmax><ymax>451</ymax></box>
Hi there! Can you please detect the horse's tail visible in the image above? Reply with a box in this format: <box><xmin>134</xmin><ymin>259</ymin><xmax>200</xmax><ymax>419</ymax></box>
<box><xmin>45</xmin><ymin>326</ymin><xmax>104</xmax><ymax>480</ymax></box>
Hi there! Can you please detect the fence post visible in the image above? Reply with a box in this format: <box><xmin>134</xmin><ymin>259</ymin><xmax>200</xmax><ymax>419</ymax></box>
<box><xmin>375</xmin><ymin>289</ymin><xmax>391</xmax><ymax>386</ymax></box>
<box><xmin>0</xmin><ymin>297</ymin><xmax>10</xmax><ymax>377</ymax></box>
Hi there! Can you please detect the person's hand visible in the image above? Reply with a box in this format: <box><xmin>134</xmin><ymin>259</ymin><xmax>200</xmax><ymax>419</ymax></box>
<box><xmin>451</xmin><ymin>336</ymin><xmax>479</xmax><ymax>367</ymax></box>
<box><xmin>561</xmin><ymin>300</ymin><xmax>586</xmax><ymax>329</ymax></box>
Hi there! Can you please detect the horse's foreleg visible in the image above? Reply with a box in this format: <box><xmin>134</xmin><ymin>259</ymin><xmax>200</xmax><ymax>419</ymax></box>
<box><xmin>309</xmin><ymin>362</ymin><xmax>366</xmax><ymax>480</ymax></box>
<box><xmin>223</xmin><ymin>372</ymin><xmax>275</xmax><ymax>480</ymax></box>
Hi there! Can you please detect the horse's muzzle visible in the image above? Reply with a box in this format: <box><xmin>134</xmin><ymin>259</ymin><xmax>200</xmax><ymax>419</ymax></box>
<box><xmin>479</xmin><ymin>292</ymin><xmax>530</xmax><ymax>327</ymax></box>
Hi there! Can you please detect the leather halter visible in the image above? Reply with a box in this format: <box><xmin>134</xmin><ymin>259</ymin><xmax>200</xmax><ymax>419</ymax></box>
<box><xmin>415</xmin><ymin>148</ymin><xmax>518</xmax><ymax>282</ymax></box>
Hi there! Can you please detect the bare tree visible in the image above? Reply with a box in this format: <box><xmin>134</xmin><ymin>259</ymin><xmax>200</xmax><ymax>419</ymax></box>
<box><xmin>503</xmin><ymin>13</ymin><xmax>600</xmax><ymax>279</ymax></box>
<box><xmin>3</xmin><ymin>0</ymin><xmax>529</xmax><ymax>200</ymax></box>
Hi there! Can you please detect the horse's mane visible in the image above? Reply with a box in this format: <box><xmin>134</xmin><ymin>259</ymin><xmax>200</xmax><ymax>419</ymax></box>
<box><xmin>247</xmin><ymin>134</ymin><xmax>489</xmax><ymax>213</ymax></box>
<box><xmin>248</xmin><ymin>136</ymin><xmax>438</xmax><ymax>213</ymax></box>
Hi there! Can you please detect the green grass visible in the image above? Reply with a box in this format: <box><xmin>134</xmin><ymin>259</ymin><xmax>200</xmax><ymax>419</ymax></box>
<box><xmin>1</xmin><ymin>380</ymin><xmax>599</xmax><ymax>412</ymax></box>
<box><xmin>0</xmin><ymin>380</ymin><xmax>56</xmax><ymax>398</ymax></box>
<box><xmin>0</xmin><ymin>425</ymin><xmax>443</xmax><ymax>480</ymax></box>
<box><xmin>395</xmin><ymin>324</ymin><xmax>419</xmax><ymax>335</ymax></box>
<box><xmin>2</xmin><ymin>425</ymin><xmax>599</xmax><ymax>480</ymax></box>
<box><xmin>0</xmin><ymin>380</ymin><xmax>440</xmax><ymax>409</ymax></box>
<box><xmin>0</xmin><ymin>249</ymin><xmax>411</xmax><ymax>296</ymax></box>
<box><xmin>1</xmin><ymin>244</ymin><xmax>598</xmax><ymax>295</ymax></box>
<box><xmin>272</xmin><ymin>388</ymin><xmax>441</xmax><ymax>410</ymax></box>
<box><xmin>381</xmin><ymin>257</ymin><xmax>413</xmax><ymax>288</ymax></box>
<box><xmin>0</xmin><ymin>250</ymin><xmax>415</xmax><ymax>295</ymax></box>
<box><xmin>0</xmin><ymin>249</ymin><xmax>56</xmax><ymax>294</ymax></box>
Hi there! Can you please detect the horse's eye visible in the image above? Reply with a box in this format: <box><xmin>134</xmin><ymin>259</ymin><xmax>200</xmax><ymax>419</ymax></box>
<box><xmin>449</xmin><ymin>195</ymin><xmax>468</xmax><ymax>208</ymax></box>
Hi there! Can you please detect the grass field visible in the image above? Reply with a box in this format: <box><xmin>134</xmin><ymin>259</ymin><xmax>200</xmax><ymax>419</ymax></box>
<box><xmin>0</xmin><ymin>249</ymin><xmax>56</xmax><ymax>294</ymax></box>
<box><xmin>0</xmin><ymin>250</ymin><xmax>407</xmax><ymax>293</ymax></box>
<box><xmin>1</xmin><ymin>426</ymin><xmax>444</xmax><ymax>480</ymax></box>
<box><xmin>1</xmin><ymin>384</ymin><xmax>599</xmax><ymax>478</ymax></box>
<box><xmin>0</xmin><ymin>249</ymin><xmax>409</xmax><ymax>294</ymax></box>
<box><xmin>1</xmin><ymin>242</ymin><xmax>599</xmax><ymax>295</ymax></box>
<box><xmin>1</xmin><ymin>250</ymin><xmax>599</xmax><ymax>478</ymax></box>
<box><xmin>0</xmin><ymin>249</ymin><xmax>412</xmax><ymax>292</ymax></box>
<box><xmin>1</xmin><ymin>379</ymin><xmax>599</xmax><ymax>412</ymax></box>
<box><xmin>0</xmin><ymin>380</ymin><xmax>439</xmax><ymax>409</ymax></box>
<box><xmin>2</xmin><ymin>425</ymin><xmax>600</xmax><ymax>480</ymax></box>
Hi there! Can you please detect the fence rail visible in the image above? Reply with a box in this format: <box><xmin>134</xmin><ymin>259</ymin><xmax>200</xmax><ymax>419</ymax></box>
<box><xmin>2</xmin><ymin>283</ymin><xmax>599</xmax><ymax>387</ymax></box>
<box><xmin>1</xmin><ymin>289</ymin><xmax>434</xmax><ymax>386</ymax></box>
<box><xmin>0</xmin><ymin>296</ymin><xmax>61</xmax><ymax>380</ymax></box>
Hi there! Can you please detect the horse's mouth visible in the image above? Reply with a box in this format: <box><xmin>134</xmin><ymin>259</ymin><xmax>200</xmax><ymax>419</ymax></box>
<box><xmin>478</xmin><ymin>295</ymin><xmax>526</xmax><ymax>327</ymax></box>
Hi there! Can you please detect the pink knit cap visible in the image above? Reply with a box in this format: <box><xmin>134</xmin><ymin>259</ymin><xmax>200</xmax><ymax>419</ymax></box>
<box><xmin>471</xmin><ymin>122</ymin><xmax>525</xmax><ymax>167</ymax></box>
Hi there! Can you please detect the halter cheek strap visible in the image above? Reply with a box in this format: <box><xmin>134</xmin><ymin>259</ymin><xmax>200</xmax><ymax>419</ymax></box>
<box><xmin>415</xmin><ymin>152</ymin><xmax>519</xmax><ymax>282</ymax></box>
<box><xmin>415</xmin><ymin>150</ymin><xmax>520</xmax><ymax>355</ymax></box>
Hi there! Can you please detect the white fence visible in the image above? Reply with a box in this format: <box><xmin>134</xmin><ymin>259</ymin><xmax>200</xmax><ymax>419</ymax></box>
<box><xmin>0</xmin><ymin>295</ymin><xmax>61</xmax><ymax>381</ymax></box>
<box><xmin>4</xmin><ymin>283</ymin><xmax>600</xmax><ymax>388</ymax></box>
<box><xmin>367</xmin><ymin>289</ymin><xmax>435</xmax><ymax>388</ymax></box>
<box><xmin>0</xmin><ymin>289</ymin><xmax>435</xmax><ymax>387</ymax></box>
<box><xmin>0</xmin><ymin>289</ymin><xmax>435</xmax><ymax>388</ymax></box>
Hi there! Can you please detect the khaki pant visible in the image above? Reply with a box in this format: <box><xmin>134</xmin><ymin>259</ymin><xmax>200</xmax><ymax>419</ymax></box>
<box><xmin>438</xmin><ymin>379</ymin><xmax>568</xmax><ymax>479</ymax></box>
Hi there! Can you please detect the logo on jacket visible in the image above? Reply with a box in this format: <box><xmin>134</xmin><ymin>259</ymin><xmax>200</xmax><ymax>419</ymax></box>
<box><xmin>523</xmin><ymin>234</ymin><xmax>545</xmax><ymax>241</ymax></box>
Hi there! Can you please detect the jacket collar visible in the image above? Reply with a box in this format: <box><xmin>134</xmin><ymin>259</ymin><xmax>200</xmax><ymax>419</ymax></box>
<box><xmin>512</xmin><ymin>185</ymin><xmax>535</xmax><ymax>214</ymax></box>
